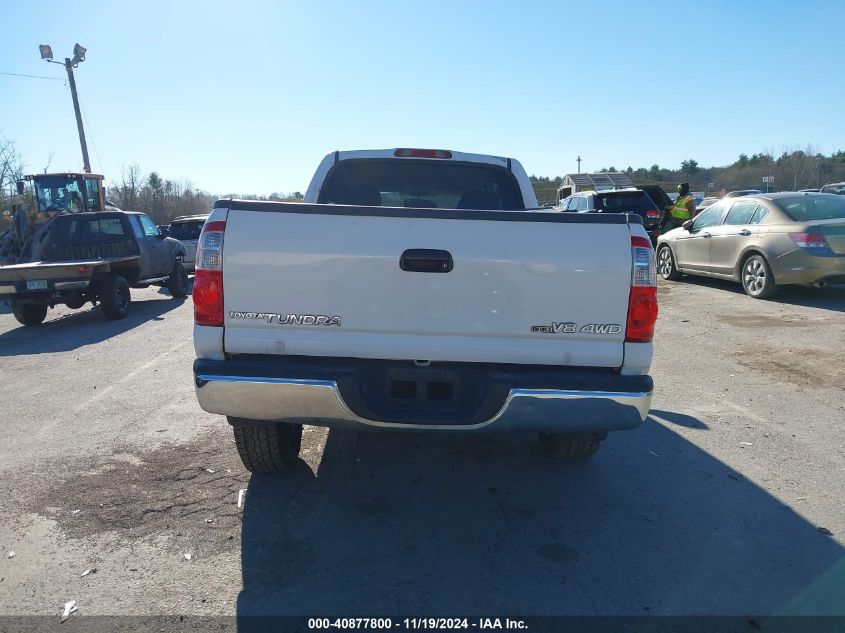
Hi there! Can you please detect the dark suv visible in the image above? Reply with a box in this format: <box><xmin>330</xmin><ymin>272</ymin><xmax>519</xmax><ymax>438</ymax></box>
<box><xmin>558</xmin><ymin>189</ymin><xmax>662</xmax><ymax>242</ymax></box>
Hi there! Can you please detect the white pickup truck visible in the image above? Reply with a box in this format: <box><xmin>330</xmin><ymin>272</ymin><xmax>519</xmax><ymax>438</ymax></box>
<box><xmin>192</xmin><ymin>148</ymin><xmax>657</xmax><ymax>473</ymax></box>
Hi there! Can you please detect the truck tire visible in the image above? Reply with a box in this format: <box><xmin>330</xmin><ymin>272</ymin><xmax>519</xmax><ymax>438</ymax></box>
<box><xmin>657</xmin><ymin>245</ymin><xmax>682</xmax><ymax>281</ymax></box>
<box><xmin>99</xmin><ymin>275</ymin><xmax>131</xmax><ymax>320</ymax></box>
<box><xmin>538</xmin><ymin>432</ymin><xmax>606</xmax><ymax>459</ymax></box>
<box><xmin>65</xmin><ymin>297</ymin><xmax>86</xmax><ymax>310</ymax></box>
<box><xmin>166</xmin><ymin>262</ymin><xmax>189</xmax><ymax>298</ymax></box>
<box><xmin>11</xmin><ymin>302</ymin><xmax>48</xmax><ymax>326</ymax></box>
<box><xmin>231</xmin><ymin>420</ymin><xmax>303</xmax><ymax>473</ymax></box>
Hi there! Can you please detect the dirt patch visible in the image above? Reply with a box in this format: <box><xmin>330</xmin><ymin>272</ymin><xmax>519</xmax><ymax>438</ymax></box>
<box><xmin>734</xmin><ymin>346</ymin><xmax>845</xmax><ymax>389</ymax></box>
<box><xmin>24</xmin><ymin>428</ymin><xmax>250</xmax><ymax>555</ymax></box>
<box><xmin>718</xmin><ymin>314</ymin><xmax>811</xmax><ymax>329</ymax></box>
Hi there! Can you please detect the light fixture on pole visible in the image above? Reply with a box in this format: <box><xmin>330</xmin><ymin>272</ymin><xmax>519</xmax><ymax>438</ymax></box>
<box><xmin>39</xmin><ymin>43</ymin><xmax>91</xmax><ymax>173</ymax></box>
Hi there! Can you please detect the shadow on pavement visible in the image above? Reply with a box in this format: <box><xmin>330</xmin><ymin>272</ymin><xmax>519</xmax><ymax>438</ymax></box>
<box><xmin>675</xmin><ymin>276</ymin><xmax>845</xmax><ymax>313</ymax></box>
<box><xmin>650</xmin><ymin>409</ymin><xmax>710</xmax><ymax>430</ymax></box>
<box><xmin>236</xmin><ymin>417</ymin><xmax>843</xmax><ymax>617</ymax></box>
<box><xmin>0</xmin><ymin>296</ymin><xmax>186</xmax><ymax>356</ymax></box>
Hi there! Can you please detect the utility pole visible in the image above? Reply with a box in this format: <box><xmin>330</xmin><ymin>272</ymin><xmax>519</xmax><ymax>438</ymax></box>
<box><xmin>39</xmin><ymin>43</ymin><xmax>91</xmax><ymax>173</ymax></box>
<box><xmin>576</xmin><ymin>155</ymin><xmax>582</xmax><ymax>174</ymax></box>
<box><xmin>63</xmin><ymin>58</ymin><xmax>90</xmax><ymax>173</ymax></box>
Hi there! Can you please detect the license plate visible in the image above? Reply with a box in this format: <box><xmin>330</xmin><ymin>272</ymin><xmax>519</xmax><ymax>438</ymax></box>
<box><xmin>26</xmin><ymin>280</ymin><xmax>48</xmax><ymax>290</ymax></box>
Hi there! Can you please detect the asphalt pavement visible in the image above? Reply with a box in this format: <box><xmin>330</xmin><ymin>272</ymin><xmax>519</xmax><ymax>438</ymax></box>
<box><xmin>0</xmin><ymin>279</ymin><xmax>843</xmax><ymax>617</ymax></box>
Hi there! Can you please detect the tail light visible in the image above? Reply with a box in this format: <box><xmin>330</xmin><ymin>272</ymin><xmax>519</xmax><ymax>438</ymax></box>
<box><xmin>646</xmin><ymin>209</ymin><xmax>661</xmax><ymax>219</ymax></box>
<box><xmin>193</xmin><ymin>220</ymin><xmax>225</xmax><ymax>326</ymax></box>
<box><xmin>394</xmin><ymin>148</ymin><xmax>452</xmax><ymax>159</ymax></box>
<box><xmin>626</xmin><ymin>236</ymin><xmax>658</xmax><ymax>343</ymax></box>
<box><xmin>789</xmin><ymin>232</ymin><xmax>830</xmax><ymax>251</ymax></box>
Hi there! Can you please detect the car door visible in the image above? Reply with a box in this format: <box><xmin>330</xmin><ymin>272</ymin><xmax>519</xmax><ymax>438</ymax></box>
<box><xmin>137</xmin><ymin>214</ymin><xmax>172</xmax><ymax>278</ymax></box>
<box><xmin>708</xmin><ymin>200</ymin><xmax>767</xmax><ymax>276</ymax></box>
<box><xmin>672</xmin><ymin>202</ymin><xmax>727</xmax><ymax>272</ymax></box>
<box><xmin>128</xmin><ymin>215</ymin><xmax>157</xmax><ymax>279</ymax></box>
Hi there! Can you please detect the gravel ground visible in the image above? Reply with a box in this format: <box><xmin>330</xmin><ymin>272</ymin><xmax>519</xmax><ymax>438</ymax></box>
<box><xmin>0</xmin><ymin>279</ymin><xmax>843</xmax><ymax>617</ymax></box>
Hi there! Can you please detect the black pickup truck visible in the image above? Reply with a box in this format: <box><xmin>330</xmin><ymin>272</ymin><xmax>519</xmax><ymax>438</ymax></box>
<box><xmin>0</xmin><ymin>211</ymin><xmax>188</xmax><ymax>326</ymax></box>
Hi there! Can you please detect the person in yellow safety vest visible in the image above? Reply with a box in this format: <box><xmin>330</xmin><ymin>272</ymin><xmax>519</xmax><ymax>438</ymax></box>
<box><xmin>669</xmin><ymin>182</ymin><xmax>697</xmax><ymax>228</ymax></box>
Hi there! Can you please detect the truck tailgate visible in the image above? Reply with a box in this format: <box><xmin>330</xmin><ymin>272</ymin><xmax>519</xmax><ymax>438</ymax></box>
<box><xmin>222</xmin><ymin>204</ymin><xmax>634</xmax><ymax>368</ymax></box>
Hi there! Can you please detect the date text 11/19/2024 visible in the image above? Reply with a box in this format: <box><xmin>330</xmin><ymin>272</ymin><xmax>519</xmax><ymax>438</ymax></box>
<box><xmin>308</xmin><ymin>618</ymin><xmax>528</xmax><ymax>630</ymax></box>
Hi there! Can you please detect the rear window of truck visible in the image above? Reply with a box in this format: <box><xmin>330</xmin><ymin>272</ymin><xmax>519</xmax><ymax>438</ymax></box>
<box><xmin>317</xmin><ymin>160</ymin><xmax>525</xmax><ymax>210</ymax></box>
<box><xmin>51</xmin><ymin>216</ymin><xmax>128</xmax><ymax>243</ymax></box>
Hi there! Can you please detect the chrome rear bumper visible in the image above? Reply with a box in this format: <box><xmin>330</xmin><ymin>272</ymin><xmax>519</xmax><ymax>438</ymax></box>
<box><xmin>194</xmin><ymin>358</ymin><xmax>652</xmax><ymax>432</ymax></box>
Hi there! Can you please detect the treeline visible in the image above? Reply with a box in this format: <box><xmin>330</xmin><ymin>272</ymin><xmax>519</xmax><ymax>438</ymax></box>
<box><xmin>109</xmin><ymin>163</ymin><xmax>304</xmax><ymax>224</ymax></box>
<box><xmin>530</xmin><ymin>147</ymin><xmax>845</xmax><ymax>205</ymax></box>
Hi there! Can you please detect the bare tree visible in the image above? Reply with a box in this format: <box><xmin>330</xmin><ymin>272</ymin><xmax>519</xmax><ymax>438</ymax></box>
<box><xmin>1</xmin><ymin>138</ymin><xmax>25</xmax><ymax>220</ymax></box>
<box><xmin>1</xmin><ymin>139</ymin><xmax>24</xmax><ymax>192</ymax></box>
<box><xmin>42</xmin><ymin>152</ymin><xmax>54</xmax><ymax>174</ymax></box>
<box><xmin>777</xmin><ymin>145</ymin><xmax>819</xmax><ymax>191</ymax></box>
<box><xmin>119</xmin><ymin>163</ymin><xmax>142</xmax><ymax>211</ymax></box>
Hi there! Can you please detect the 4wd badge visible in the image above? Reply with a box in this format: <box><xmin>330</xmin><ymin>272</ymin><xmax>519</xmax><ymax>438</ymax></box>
<box><xmin>532</xmin><ymin>322</ymin><xmax>622</xmax><ymax>334</ymax></box>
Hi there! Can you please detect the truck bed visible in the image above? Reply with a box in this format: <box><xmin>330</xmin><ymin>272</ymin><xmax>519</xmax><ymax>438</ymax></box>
<box><xmin>0</xmin><ymin>256</ymin><xmax>139</xmax><ymax>295</ymax></box>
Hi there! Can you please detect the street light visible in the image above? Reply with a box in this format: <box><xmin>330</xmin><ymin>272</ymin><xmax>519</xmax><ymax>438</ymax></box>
<box><xmin>39</xmin><ymin>43</ymin><xmax>91</xmax><ymax>173</ymax></box>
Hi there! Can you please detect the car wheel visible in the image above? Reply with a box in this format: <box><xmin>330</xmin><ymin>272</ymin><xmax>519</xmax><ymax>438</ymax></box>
<box><xmin>166</xmin><ymin>262</ymin><xmax>189</xmax><ymax>298</ymax></box>
<box><xmin>657</xmin><ymin>245</ymin><xmax>682</xmax><ymax>281</ymax></box>
<box><xmin>231</xmin><ymin>420</ymin><xmax>303</xmax><ymax>473</ymax></box>
<box><xmin>538</xmin><ymin>432</ymin><xmax>606</xmax><ymax>459</ymax></box>
<box><xmin>99</xmin><ymin>275</ymin><xmax>131</xmax><ymax>320</ymax></box>
<box><xmin>741</xmin><ymin>254</ymin><xmax>779</xmax><ymax>299</ymax></box>
<box><xmin>11</xmin><ymin>302</ymin><xmax>48</xmax><ymax>326</ymax></box>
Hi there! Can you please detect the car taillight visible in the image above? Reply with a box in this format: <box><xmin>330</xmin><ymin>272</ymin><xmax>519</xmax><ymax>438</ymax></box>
<box><xmin>394</xmin><ymin>148</ymin><xmax>452</xmax><ymax>159</ymax></box>
<box><xmin>193</xmin><ymin>220</ymin><xmax>225</xmax><ymax>326</ymax></box>
<box><xmin>646</xmin><ymin>209</ymin><xmax>661</xmax><ymax>219</ymax></box>
<box><xmin>626</xmin><ymin>236</ymin><xmax>658</xmax><ymax>343</ymax></box>
<box><xmin>789</xmin><ymin>232</ymin><xmax>830</xmax><ymax>250</ymax></box>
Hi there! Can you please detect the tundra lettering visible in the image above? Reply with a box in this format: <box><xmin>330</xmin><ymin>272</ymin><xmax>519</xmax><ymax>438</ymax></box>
<box><xmin>228</xmin><ymin>312</ymin><xmax>341</xmax><ymax>326</ymax></box>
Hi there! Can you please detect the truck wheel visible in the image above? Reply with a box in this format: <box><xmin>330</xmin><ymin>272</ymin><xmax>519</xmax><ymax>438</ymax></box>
<box><xmin>11</xmin><ymin>302</ymin><xmax>48</xmax><ymax>326</ymax></box>
<box><xmin>741</xmin><ymin>254</ymin><xmax>779</xmax><ymax>299</ymax></box>
<box><xmin>657</xmin><ymin>245</ymin><xmax>682</xmax><ymax>281</ymax></box>
<box><xmin>538</xmin><ymin>432</ymin><xmax>606</xmax><ymax>459</ymax></box>
<box><xmin>231</xmin><ymin>420</ymin><xmax>303</xmax><ymax>473</ymax></box>
<box><xmin>166</xmin><ymin>262</ymin><xmax>189</xmax><ymax>298</ymax></box>
<box><xmin>99</xmin><ymin>275</ymin><xmax>131</xmax><ymax>320</ymax></box>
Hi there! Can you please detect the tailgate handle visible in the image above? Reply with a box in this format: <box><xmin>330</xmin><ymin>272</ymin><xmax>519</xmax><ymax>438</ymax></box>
<box><xmin>400</xmin><ymin>249</ymin><xmax>453</xmax><ymax>273</ymax></box>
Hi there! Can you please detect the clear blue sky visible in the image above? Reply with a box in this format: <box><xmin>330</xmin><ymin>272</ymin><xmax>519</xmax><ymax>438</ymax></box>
<box><xmin>2</xmin><ymin>0</ymin><xmax>843</xmax><ymax>195</ymax></box>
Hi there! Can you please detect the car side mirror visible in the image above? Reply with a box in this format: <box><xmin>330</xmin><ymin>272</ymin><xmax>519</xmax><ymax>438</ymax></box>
<box><xmin>16</xmin><ymin>180</ymin><xmax>25</xmax><ymax>195</ymax></box>
<box><xmin>682</xmin><ymin>220</ymin><xmax>694</xmax><ymax>231</ymax></box>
